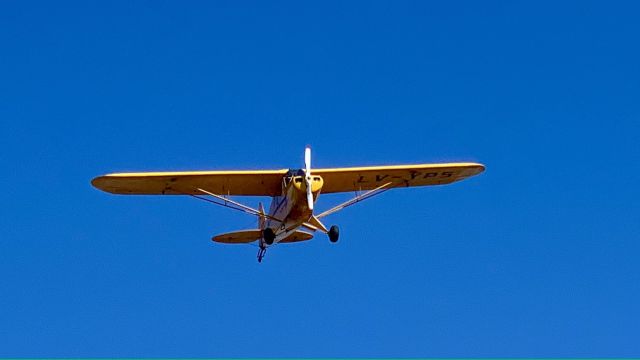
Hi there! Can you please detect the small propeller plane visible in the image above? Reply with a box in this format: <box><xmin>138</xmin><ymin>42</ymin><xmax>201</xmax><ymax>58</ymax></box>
<box><xmin>92</xmin><ymin>147</ymin><xmax>484</xmax><ymax>262</ymax></box>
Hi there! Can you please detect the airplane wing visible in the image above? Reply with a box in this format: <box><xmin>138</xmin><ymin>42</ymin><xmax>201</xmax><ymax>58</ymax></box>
<box><xmin>314</xmin><ymin>162</ymin><xmax>484</xmax><ymax>194</ymax></box>
<box><xmin>91</xmin><ymin>169</ymin><xmax>289</xmax><ymax>196</ymax></box>
<box><xmin>92</xmin><ymin>163</ymin><xmax>484</xmax><ymax>196</ymax></box>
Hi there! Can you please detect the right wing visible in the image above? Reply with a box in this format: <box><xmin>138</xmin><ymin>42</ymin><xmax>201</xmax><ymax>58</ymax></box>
<box><xmin>314</xmin><ymin>162</ymin><xmax>484</xmax><ymax>193</ymax></box>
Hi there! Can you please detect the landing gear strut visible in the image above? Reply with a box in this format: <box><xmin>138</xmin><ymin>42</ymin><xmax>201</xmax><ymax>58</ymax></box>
<box><xmin>328</xmin><ymin>225</ymin><xmax>340</xmax><ymax>243</ymax></box>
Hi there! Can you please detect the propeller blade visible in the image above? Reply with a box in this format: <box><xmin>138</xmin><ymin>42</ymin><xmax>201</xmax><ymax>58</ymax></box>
<box><xmin>307</xmin><ymin>185</ymin><xmax>314</xmax><ymax>211</ymax></box>
<box><xmin>304</xmin><ymin>146</ymin><xmax>313</xmax><ymax>210</ymax></box>
<box><xmin>304</xmin><ymin>146</ymin><xmax>311</xmax><ymax>175</ymax></box>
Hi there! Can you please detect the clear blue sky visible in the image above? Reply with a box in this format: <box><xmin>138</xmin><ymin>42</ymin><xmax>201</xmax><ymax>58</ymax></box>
<box><xmin>1</xmin><ymin>1</ymin><xmax>639</xmax><ymax>357</ymax></box>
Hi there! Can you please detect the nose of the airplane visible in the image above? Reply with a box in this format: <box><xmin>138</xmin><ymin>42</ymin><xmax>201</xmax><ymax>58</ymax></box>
<box><xmin>293</xmin><ymin>175</ymin><xmax>324</xmax><ymax>193</ymax></box>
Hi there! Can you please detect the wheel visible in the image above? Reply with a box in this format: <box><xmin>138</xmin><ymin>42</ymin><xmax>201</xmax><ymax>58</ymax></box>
<box><xmin>328</xmin><ymin>225</ymin><xmax>339</xmax><ymax>243</ymax></box>
<box><xmin>263</xmin><ymin>228</ymin><xmax>275</xmax><ymax>245</ymax></box>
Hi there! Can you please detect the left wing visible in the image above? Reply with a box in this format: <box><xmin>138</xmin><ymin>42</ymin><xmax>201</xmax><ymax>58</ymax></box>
<box><xmin>314</xmin><ymin>162</ymin><xmax>484</xmax><ymax>194</ymax></box>
<box><xmin>91</xmin><ymin>169</ymin><xmax>289</xmax><ymax>196</ymax></box>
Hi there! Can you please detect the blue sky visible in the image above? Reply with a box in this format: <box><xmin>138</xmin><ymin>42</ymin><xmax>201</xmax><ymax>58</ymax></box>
<box><xmin>1</xmin><ymin>1</ymin><xmax>639</xmax><ymax>357</ymax></box>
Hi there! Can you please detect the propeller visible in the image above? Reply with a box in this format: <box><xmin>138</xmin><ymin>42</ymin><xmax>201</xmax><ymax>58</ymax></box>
<box><xmin>304</xmin><ymin>146</ymin><xmax>314</xmax><ymax>210</ymax></box>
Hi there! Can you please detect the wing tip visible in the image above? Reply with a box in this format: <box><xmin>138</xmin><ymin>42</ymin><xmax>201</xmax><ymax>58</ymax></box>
<box><xmin>91</xmin><ymin>174</ymin><xmax>139</xmax><ymax>194</ymax></box>
<box><xmin>461</xmin><ymin>162</ymin><xmax>485</xmax><ymax>179</ymax></box>
<box><xmin>90</xmin><ymin>175</ymin><xmax>111</xmax><ymax>193</ymax></box>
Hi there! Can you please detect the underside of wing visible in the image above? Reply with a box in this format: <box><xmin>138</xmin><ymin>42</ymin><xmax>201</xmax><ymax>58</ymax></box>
<box><xmin>314</xmin><ymin>162</ymin><xmax>484</xmax><ymax>193</ymax></box>
<box><xmin>212</xmin><ymin>229</ymin><xmax>262</xmax><ymax>243</ymax></box>
<box><xmin>91</xmin><ymin>169</ymin><xmax>289</xmax><ymax>196</ymax></box>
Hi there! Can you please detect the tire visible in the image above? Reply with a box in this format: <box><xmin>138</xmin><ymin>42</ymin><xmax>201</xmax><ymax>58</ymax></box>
<box><xmin>263</xmin><ymin>228</ymin><xmax>275</xmax><ymax>245</ymax></box>
<box><xmin>328</xmin><ymin>225</ymin><xmax>339</xmax><ymax>243</ymax></box>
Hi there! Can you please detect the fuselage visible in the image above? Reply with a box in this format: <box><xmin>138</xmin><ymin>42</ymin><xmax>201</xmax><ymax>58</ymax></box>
<box><xmin>262</xmin><ymin>172</ymin><xmax>323</xmax><ymax>246</ymax></box>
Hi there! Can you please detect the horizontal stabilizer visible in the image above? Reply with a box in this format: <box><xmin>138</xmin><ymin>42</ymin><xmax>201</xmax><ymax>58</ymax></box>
<box><xmin>213</xmin><ymin>229</ymin><xmax>262</xmax><ymax>244</ymax></box>
<box><xmin>280</xmin><ymin>230</ymin><xmax>314</xmax><ymax>243</ymax></box>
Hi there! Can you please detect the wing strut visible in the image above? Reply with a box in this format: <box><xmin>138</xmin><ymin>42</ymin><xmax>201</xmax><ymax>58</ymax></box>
<box><xmin>316</xmin><ymin>182</ymin><xmax>393</xmax><ymax>219</ymax></box>
<box><xmin>173</xmin><ymin>187</ymin><xmax>283</xmax><ymax>223</ymax></box>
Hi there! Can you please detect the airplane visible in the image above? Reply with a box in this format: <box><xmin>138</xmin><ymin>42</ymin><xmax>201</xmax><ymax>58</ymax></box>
<box><xmin>92</xmin><ymin>147</ymin><xmax>484</xmax><ymax>262</ymax></box>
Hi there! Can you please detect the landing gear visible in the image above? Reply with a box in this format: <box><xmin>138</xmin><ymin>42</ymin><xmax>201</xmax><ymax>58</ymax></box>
<box><xmin>257</xmin><ymin>246</ymin><xmax>266</xmax><ymax>263</ymax></box>
<box><xmin>328</xmin><ymin>225</ymin><xmax>339</xmax><ymax>243</ymax></box>
<box><xmin>263</xmin><ymin>228</ymin><xmax>275</xmax><ymax>245</ymax></box>
<box><xmin>258</xmin><ymin>228</ymin><xmax>275</xmax><ymax>263</ymax></box>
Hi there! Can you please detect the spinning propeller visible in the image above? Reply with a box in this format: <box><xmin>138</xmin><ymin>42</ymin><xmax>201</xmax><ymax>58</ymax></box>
<box><xmin>304</xmin><ymin>146</ymin><xmax>314</xmax><ymax>210</ymax></box>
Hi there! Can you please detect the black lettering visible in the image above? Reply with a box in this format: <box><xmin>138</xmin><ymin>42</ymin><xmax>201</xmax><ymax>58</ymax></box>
<box><xmin>357</xmin><ymin>175</ymin><xmax>368</xmax><ymax>183</ymax></box>
<box><xmin>423</xmin><ymin>172</ymin><xmax>437</xmax><ymax>178</ymax></box>
<box><xmin>376</xmin><ymin>174</ymin><xmax>389</xmax><ymax>182</ymax></box>
<box><xmin>441</xmin><ymin>171</ymin><xmax>453</xmax><ymax>178</ymax></box>
<box><xmin>410</xmin><ymin>172</ymin><xmax>421</xmax><ymax>180</ymax></box>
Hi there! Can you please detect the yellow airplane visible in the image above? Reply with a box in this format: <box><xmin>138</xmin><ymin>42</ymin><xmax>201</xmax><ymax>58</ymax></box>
<box><xmin>92</xmin><ymin>147</ymin><xmax>484</xmax><ymax>262</ymax></box>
